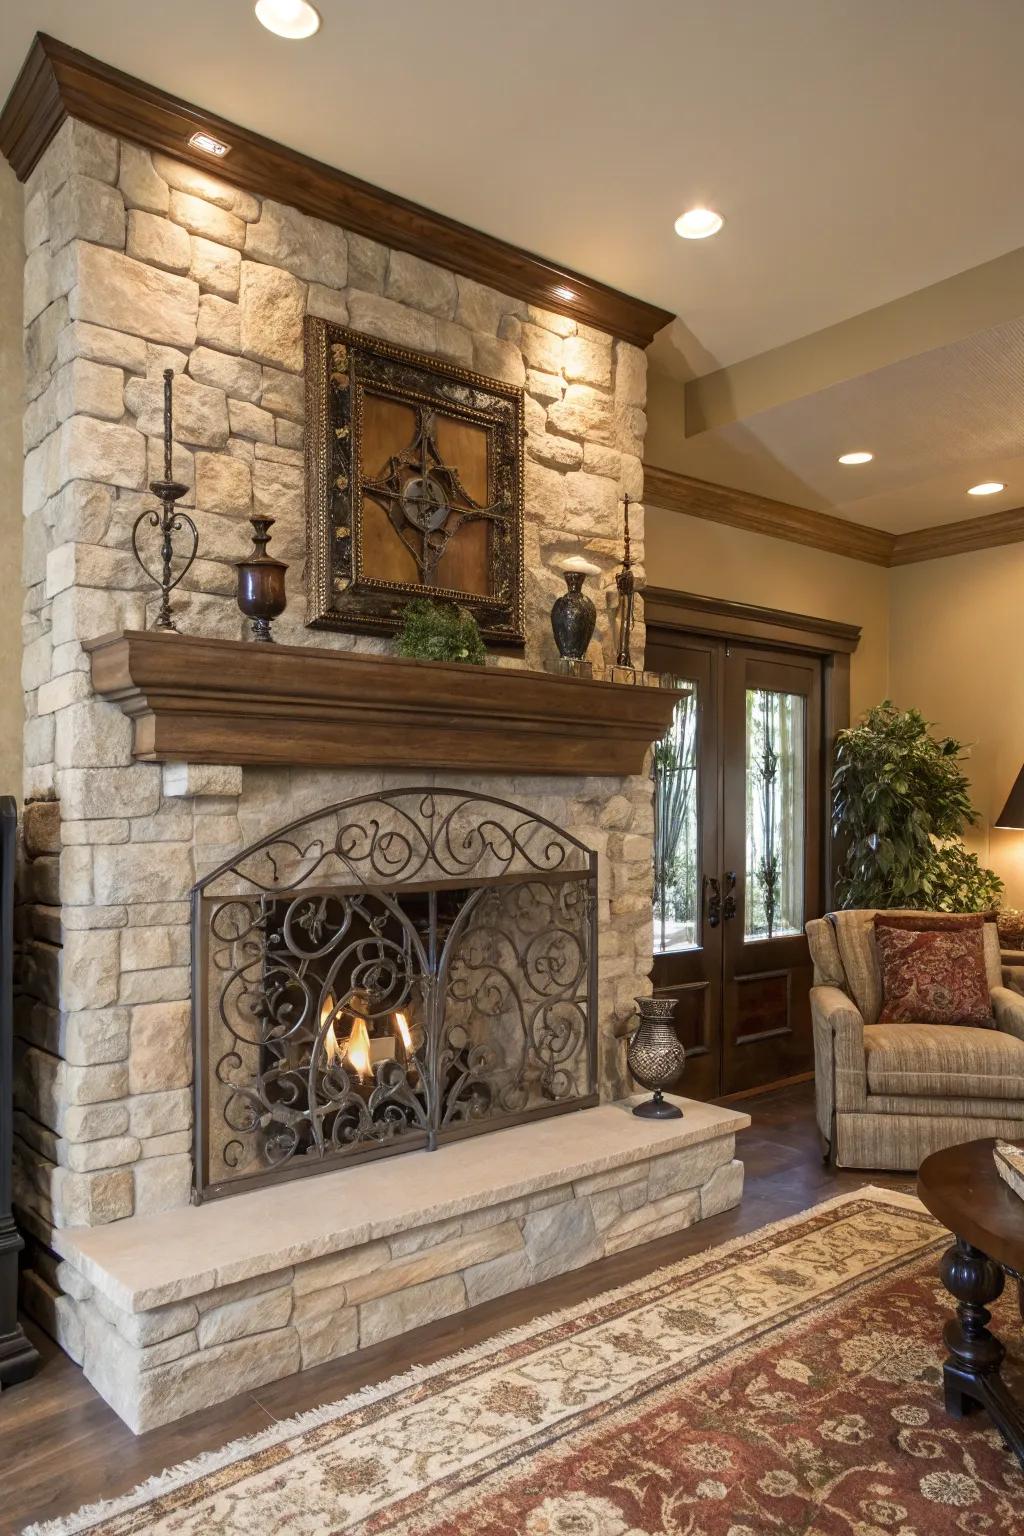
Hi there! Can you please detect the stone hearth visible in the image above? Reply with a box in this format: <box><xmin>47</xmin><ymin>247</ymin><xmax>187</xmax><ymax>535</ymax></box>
<box><xmin>55</xmin><ymin>1098</ymin><xmax>747</xmax><ymax>1431</ymax></box>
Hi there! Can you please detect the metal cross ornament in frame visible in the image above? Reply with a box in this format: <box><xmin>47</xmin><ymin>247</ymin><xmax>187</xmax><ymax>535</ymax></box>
<box><xmin>305</xmin><ymin>319</ymin><xmax>526</xmax><ymax>647</ymax></box>
<box><xmin>362</xmin><ymin>404</ymin><xmax>509</xmax><ymax>586</ymax></box>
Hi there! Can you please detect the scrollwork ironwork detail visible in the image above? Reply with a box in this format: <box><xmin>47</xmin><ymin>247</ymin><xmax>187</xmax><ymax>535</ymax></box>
<box><xmin>194</xmin><ymin>789</ymin><xmax>597</xmax><ymax>1200</ymax></box>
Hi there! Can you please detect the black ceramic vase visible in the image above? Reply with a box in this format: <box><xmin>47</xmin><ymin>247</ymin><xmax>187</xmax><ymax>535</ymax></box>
<box><xmin>551</xmin><ymin>571</ymin><xmax>597</xmax><ymax>661</ymax></box>
<box><xmin>627</xmin><ymin>996</ymin><xmax>686</xmax><ymax>1118</ymax></box>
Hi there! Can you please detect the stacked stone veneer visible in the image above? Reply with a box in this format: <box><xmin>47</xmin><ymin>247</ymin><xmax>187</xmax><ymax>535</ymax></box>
<box><xmin>61</xmin><ymin>1119</ymin><xmax>744</xmax><ymax>1432</ymax></box>
<box><xmin>14</xmin><ymin>119</ymin><xmax>654</xmax><ymax>1355</ymax></box>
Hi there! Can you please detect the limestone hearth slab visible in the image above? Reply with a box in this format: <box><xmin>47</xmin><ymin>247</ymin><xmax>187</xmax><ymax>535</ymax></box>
<box><xmin>56</xmin><ymin>1098</ymin><xmax>749</xmax><ymax>1312</ymax></box>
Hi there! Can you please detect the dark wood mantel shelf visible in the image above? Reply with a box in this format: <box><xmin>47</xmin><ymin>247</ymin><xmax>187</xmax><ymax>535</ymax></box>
<box><xmin>85</xmin><ymin>631</ymin><xmax>680</xmax><ymax>777</ymax></box>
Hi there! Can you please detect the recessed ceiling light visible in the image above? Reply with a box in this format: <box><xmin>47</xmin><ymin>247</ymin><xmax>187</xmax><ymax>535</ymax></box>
<box><xmin>674</xmin><ymin>208</ymin><xmax>724</xmax><ymax>240</ymax></box>
<box><xmin>838</xmin><ymin>451</ymin><xmax>873</xmax><ymax>465</ymax></box>
<box><xmin>254</xmin><ymin>0</ymin><xmax>321</xmax><ymax>38</ymax></box>
<box><xmin>188</xmin><ymin>131</ymin><xmax>230</xmax><ymax>158</ymax></box>
<box><xmin>968</xmin><ymin>481</ymin><xmax>1006</xmax><ymax>496</ymax></box>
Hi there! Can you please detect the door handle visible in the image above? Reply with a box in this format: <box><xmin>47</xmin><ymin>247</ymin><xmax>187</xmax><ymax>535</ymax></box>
<box><xmin>705</xmin><ymin>875</ymin><xmax>721</xmax><ymax>928</ymax></box>
<box><xmin>722</xmin><ymin>870</ymin><xmax>737</xmax><ymax>922</ymax></box>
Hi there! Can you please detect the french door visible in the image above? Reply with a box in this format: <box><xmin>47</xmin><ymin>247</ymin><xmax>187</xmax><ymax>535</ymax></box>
<box><xmin>650</xmin><ymin>633</ymin><xmax>822</xmax><ymax>1099</ymax></box>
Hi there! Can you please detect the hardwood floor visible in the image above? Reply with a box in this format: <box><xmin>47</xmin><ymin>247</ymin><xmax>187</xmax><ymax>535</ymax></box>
<box><xmin>0</xmin><ymin>1082</ymin><xmax>910</xmax><ymax>1535</ymax></box>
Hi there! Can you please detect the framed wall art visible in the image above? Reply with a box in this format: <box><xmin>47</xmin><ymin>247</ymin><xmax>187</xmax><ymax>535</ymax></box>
<box><xmin>304</xmin><ymin>318</ymin><xmax>526</xmax><ymax>647</ymax></box>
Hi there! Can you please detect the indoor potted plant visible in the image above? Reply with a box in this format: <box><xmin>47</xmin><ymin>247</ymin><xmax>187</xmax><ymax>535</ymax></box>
<box><xmin>832</xmin><ymin>701</ymin><xmax>1002</xmax><ymax>911</ymax></box>
<box><xmin>395</xmin><ymin>599</ymin><xmax>487</xmax><ymax>666</ymax></box>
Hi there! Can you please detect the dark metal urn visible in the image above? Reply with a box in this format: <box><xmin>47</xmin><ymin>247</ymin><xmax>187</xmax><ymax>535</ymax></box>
<box><xmin>551</xmin><ymin>569</ymin><xmax>597</xmax><ymax>662</ymax></box>
<box><xmin>627</xmin><ymin>996</ymin><xmax>686</xmax><ymax>1118</ymax></box>
<box><xmin>236</xmin><ymin>514</ymin><xmax>288</xmax><ymax>642</ymax></box>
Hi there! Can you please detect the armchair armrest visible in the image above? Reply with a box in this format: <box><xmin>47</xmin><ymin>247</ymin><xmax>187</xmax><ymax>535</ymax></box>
<box><xmin>810</xmin><ymin>986</ymin><xmax>867</xmax><ymax>1149</ymax></box>
<box><xmin>991</xmin><ymin>985</ymin><xmax>1024</xmax><ymax>1042</ymax></box>
<box><xmin>999</xmin><ymin>962</ymin><xmax>1024</xmax><ymax>996</ymax></box>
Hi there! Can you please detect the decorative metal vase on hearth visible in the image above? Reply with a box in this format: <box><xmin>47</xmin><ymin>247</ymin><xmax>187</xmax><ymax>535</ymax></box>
<box><xmin>551</xmin><ymin>557</ymin><xmax>600</xmax><ymax>676</ymax></box>
<box><xmin>627</xmin><ymin>995</ymin><xmax>686</xmax><ymax>1118</ymax></box>
<box><xmin>236</xmin><ymin>514</ymin><xmax>288</xmax><ymax>642</ymax></box>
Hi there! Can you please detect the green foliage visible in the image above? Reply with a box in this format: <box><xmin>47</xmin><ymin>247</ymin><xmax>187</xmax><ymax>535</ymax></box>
<box><xmin>395</xmin><ymin>599</ymin><xmax>487</xmax><ymax>666</ymax></box>
<box><xmin>832</xmin><ymin>701</ymin><xmax>1002</xmax><ymax>912</ymax></box>
<box><xmin>923</xmin><ymin>841</ymin><xmax>1005</xmax><ymax>914</ymax></box>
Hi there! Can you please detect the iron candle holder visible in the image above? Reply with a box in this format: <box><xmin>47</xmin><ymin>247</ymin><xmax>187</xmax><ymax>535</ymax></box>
<box><xmin>611</xmin><ymin>492</ymin><xmax>637</xmax><ymax>682</ymax></box>
<box><xmin>130</xmin><ymin>369</ymin><xmax>198</xmax><ymax>632</ymax></box>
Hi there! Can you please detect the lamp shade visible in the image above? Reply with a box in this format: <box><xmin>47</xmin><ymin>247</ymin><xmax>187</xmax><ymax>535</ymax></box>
<box><xmin>995</xmin><ymin>766</ymin><xmax>1024</xmax><ymax>829</ymax></box>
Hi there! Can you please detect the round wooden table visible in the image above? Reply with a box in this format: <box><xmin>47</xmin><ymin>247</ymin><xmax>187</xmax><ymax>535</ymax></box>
<box><xmin>918</xmin><ymin>1138</ymin><xmax>1024</xmax><ymax>1468</ymax></box>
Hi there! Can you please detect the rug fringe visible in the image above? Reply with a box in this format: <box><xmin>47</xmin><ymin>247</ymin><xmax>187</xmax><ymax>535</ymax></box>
<box><xmin>20</xmin><ymin>1183</ymin><xmax>929</xmax><ymax>1536</ymax></box>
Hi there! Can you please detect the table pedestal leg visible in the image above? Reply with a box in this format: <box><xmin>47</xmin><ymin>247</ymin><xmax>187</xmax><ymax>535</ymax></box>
<box><xmin>939</xmin><ymin>1237</ymin><xmax>1024</xmax><ymax>1468</ymax></box>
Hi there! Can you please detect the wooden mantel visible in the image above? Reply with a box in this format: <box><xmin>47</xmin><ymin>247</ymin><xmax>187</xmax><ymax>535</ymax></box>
<box><xmin>85</xmin><ymin>631</ymin><xmax>680</xmax><ymax>778</ymax></box>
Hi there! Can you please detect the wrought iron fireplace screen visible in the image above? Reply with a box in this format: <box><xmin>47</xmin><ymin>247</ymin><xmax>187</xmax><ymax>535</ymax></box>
<box><xmin>192</xmin><ymin>789</ymin><xmax>598</xmax><ymax>1200</ymax></box>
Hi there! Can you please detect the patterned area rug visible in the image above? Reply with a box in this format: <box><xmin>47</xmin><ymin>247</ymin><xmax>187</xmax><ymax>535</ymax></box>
<box><xmin>25</xmin><ymin>1189</ymin><xmax>1024</xmax><ymax>1536</ymax></box>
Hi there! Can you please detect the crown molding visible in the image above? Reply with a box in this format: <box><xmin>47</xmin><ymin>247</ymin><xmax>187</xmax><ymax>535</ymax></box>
<box><xmin>642</xmin><ymin>464</ymin><xmax>894</xmax><ymax>566</ymax></box>
<box><xmin>887</xmin><ymin>504</ymin><xmax>1024</xmax><ymax>566</ymax></box>
<box><xmin>0</xmin><ymin>34</ymin><xmax>674</xmax><ymax>349</ymax></box>
<box><xmin>644</xmin><ymin>463</ymin><xmax>1024</xmax><ymax>568</ymax></box>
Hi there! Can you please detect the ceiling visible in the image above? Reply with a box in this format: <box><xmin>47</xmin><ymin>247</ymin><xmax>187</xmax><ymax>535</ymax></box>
<box><xmin>4</xmin><ymin>0</ymin><xmax>1024</xmax><ymax>535</ymax></box>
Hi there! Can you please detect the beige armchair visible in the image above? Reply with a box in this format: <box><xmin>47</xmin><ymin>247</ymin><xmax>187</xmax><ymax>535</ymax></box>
<box><xmin>806</xmin><ymin>910</ymin><xmax>1024</xmax><ymax>1171</ymax></box>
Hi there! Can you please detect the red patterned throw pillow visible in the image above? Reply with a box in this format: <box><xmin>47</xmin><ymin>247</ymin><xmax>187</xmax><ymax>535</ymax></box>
<box><xmin>874</xmin><ymin>913</ymin><xmax>992</xmax><ymax>1026</ymax></box>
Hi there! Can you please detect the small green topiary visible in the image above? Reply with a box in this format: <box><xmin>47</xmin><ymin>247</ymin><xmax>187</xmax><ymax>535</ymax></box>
<box><xmin>395</xmin><ymin>599</ymin><xmax>487</xmax><ymax>666</ymax></box>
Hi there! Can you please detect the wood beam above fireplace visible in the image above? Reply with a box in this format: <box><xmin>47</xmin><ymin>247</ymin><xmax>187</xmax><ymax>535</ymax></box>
<box><xmin>86</xmin><ymin>631</ymin><xmax>679</xmax><ymax>778</ymax></box>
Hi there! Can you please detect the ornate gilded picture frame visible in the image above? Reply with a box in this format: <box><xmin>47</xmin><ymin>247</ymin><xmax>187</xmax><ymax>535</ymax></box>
<box><xmin>304</xmin><ymin>318</ymin><xmax>526</xmax><ymax>647</ymax></box>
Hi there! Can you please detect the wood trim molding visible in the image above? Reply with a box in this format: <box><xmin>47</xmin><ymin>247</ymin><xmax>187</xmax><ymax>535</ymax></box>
<box><xmin>85</xmin><ymin>630</ymin><xmax>681</xmax><ymax>777</ymax></box>
<box><xmin>642</xmin><ymin>465</ymin><xmax>894</xmax><ymax>566</ymax></box>
<box><xmin>0</xmin><ymin>34</ymin><xmax>674</xmax><ymax>349</ymax></box>
<box><xmin>644</xmin><ymin>463</ymin><xmax>1024</xmax><ymax>568</ymax></box>
<box><xmin>643</xmin><ymin>587</ymin><xmax>861</xmax><ymax>655</ymax></box>
<box><xmin>888</xmin><ymin>504</ymin><xmax>1024</xmax><ymax>566</ymax></box>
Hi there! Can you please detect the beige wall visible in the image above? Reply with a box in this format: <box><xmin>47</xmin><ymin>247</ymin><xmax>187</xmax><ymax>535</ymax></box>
<box><xmin>890</xmin><ymin>547</ymin><xmax>1024</xmax><ymax>906</ymax></box>
<box><xmin>0</xmin><ymin>161</ymin><xmax>23</xmax><ymax>799</ymax></box>
<box><xmin>645</xmin><ymin>506</ymin><xmax>890</xmax><ymax>720</ymax></box>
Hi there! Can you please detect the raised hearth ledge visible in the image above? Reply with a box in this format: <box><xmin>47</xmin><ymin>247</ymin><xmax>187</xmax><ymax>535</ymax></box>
<box><xmin>55</xmin><ymin>1098</ymin><xmax>748</xmax><ymax>1432</ymax></box>
<box><xmin>58</xmin><ymin>1098</ymin><xmax>748</xmax><ymax>1314</ymax></box>
<box><xmin>86</xmin><ymin>630</ymin><xmax>681</xmax><ymax>777</ymax></box>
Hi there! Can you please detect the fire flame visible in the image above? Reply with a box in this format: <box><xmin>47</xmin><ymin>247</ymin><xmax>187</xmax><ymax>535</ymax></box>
<box><xmin>320</xmin><ymin>997</ymin><xmax>410</xmax><ymax>1078</ymax></box>
<box><xmin>321</xmin><ymin>993</ymin><xmax>340</xmax><ymax>1065</ymax></box>
<box><xmin>344</xmin><ymin>1017</ymin><xmax>372</xmax><ymax>1080</ymax></box>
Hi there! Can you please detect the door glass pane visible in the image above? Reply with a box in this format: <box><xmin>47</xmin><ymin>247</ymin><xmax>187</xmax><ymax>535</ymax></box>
<box><xmin>653</xmin><ymin>679</ymin><xmax>700</xmax><ymax>953</ymax></box>
<box><xmin>745</xmin><ymin>688</ymin><xmax>805</xmax><ymax>941</ymax></box>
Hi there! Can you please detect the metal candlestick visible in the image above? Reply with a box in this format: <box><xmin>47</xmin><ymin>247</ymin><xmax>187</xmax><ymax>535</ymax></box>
<box><xmin>613</xmin><ymin>492</ymin><xmax>636</xmax><ymax>677</ymax></box>
<box><xmin>130</xmin><ymin>369</ymin><xmax>198</xmax><ymax>632</ymax></box>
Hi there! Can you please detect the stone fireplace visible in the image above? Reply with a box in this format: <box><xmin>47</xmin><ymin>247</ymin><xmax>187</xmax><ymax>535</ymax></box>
<box><xmin>194</xmin><ymin>787</ymin><xmax>598</xmax><ymax>1199</ymax></box>
<box><xmin>10</xmin><ymin>114</ymin><xmax>747</xmax><ymax>1431</ymax></box>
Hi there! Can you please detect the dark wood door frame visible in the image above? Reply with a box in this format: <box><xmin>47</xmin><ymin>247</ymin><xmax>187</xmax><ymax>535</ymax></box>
<box><xmin>643</xmin><ymin>588</ymin><xmax>861</xmax><ymax>909</ymax></box>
